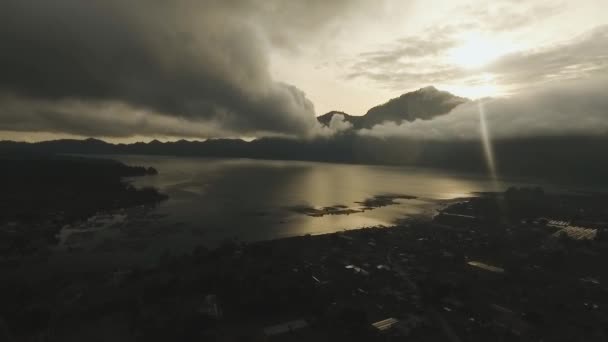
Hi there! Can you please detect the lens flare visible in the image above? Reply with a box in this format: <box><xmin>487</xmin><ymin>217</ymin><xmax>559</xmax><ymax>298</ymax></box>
<box><xmin>478</xmin><ymin>101</ymin><xmax>511</xmax><ymax>222</ymax></box>
<box><xmin>478</xmin><ymin>102</ymin><xmax>496</xmax><ymax>179</ymax></box>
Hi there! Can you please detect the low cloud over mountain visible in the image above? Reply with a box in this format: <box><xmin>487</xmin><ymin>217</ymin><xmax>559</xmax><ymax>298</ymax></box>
<box><xmin>318</xmin><ymin>86</ymin><xmax>468</xmax><ymax>129</ymax></box>
<box><xmin>359</xmin><ymin>76</ymin><xmax>608</xmax><ymax>140</ymax></box>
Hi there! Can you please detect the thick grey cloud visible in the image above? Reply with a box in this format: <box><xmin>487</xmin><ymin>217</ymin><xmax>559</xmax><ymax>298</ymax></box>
<box><xmin>0</xmin><ymin>0</ymin><xmax>367</xmax><ymax>138</ymax></box>
<box><xmin>359</xmin><ymin>76</ymin><xmax>608</xmax><ymax>140</ymax></box>
<box><xmin>243</xmin><ymin>0</ymin><xmax>375</xmax><ymax>51</ymax></box>
<box><xmin>0</xmin><ymin>95</ymin><xmax>230</xmax><ymax>139</ymax></box>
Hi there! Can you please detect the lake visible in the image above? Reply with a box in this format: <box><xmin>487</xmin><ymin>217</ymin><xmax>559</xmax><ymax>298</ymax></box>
<box><xmin>52</xmin><ymin>156</ymin><xmax>561</xmax><ymax>268</ymax></box>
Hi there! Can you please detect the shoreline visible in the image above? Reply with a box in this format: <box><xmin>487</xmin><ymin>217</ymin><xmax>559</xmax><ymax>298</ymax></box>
<box><xmin>0</xmin><ymin>155</ymin><xmax>168</xmax><ymax>264</ymax></box>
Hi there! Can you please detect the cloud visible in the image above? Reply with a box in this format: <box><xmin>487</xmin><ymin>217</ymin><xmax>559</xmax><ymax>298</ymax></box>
<box><xmin>0</xmin><ymin>95</ymin><xmax>236</xmax><ymax>138</ymax></box>
<box><xmin>485</xmin><ymin>25</ymin><xmax>608</xmax><ymax>89</ymax></box>
<box><xmin>346</xmin><ymin>27</ymin><xmax>463</xmax><ymax>88</ymax></box>
<box><xmin>328</xmin><ymin>114</ymin><xmax>354</xmax><ymax>132</ymax></box>
<box><xmin>458</xmin><ymin>1</ymin><xmax>564</xmax><ymax>33</ymax></box>
<box><xmin>245</xmin><ymin>0</ymin><xmax>376</xmax><ymax>51</ymax></box>
<box><xmin>313</xmin><ymin>113</ymin><xmax>354</xmax><ymax>138</ymax></box>
<box><xmin>346</xmin><ymin>16</ymin><xmax>608</xmax><ymax>95</ymax></box>
<box><xmin>0</xmin><ymin>0</ymin><xmax>371</xmax><ymax>138</ymax></box>
<box><xmin>359</xmin><ymin>76</ymin><xmax>608</xmax><ymax>140</ymax></box>
<box><xmin>1</xmin><ymin>0</ymin><xmax>604</xmax><ymax>141</ymax></box>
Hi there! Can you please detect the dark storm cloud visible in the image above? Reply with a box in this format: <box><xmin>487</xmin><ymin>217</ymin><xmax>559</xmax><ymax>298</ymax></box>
<box><xmin>0</xmin><ymin>0</ymin><xmax>363</xmax><ymax>138</ymax></box>
<box><xmin>0</xmin><ymin>96</ymin><xmax>228</xmax><ymax>138</ymax></box>
<box><xmin>247</xmin><ymin>0</ymin><xmax>374</xmax><ymax>51</ymax></box>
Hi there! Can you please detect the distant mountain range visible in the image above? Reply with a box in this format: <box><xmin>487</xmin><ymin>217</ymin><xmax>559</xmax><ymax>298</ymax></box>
<box><xmin>317</xmin><ymin>86</ymin><xmax>468</xmax><ymax>129</ymax></box>
<box><xmin>2</xmin><ymin>86</ymin><xmax>607</xmax><ymax>186</ymax></box>
<box><xmin>2</xmin><ymin>134</ymin><xmax>608</xmax><ymax>186</ymax></box>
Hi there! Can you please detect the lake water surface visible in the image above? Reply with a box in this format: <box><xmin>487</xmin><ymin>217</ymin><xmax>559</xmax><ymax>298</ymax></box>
<box><xmin>53</xmin><ymin>156</ymin><xmax>567</xmax><ymax>268</ymax></box>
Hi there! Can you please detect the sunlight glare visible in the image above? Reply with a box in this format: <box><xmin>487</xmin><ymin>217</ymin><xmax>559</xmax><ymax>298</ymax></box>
<box><xmin>449</xmin><ymin>33</ymin><xmax>512</xmax><ymax>69</ymax></box>
<box><xmin>454</xmin><ymin>83</ymin><xmax>498</xmax><ymax>99</ymax></box>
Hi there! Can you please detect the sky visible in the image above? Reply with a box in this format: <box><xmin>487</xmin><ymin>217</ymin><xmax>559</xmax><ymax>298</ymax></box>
<box><xmin>0</xmin><ymin>0</ymin><xmax>607</xmax><ymax>142</ymax></box>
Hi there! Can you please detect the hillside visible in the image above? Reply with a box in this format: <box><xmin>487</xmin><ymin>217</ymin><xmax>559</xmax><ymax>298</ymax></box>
<box><xmin>317</xmin><ymin>86</ymin><xmax>469</xmax><ymax>129</ymax></box>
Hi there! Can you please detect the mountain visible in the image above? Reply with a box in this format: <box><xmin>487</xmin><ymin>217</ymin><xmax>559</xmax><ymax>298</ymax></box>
<box><xmin>317</xmin><ymin>86</ymin><xmax>469</xmax><ymax>129</ymax></box>
<box><xmin>316</xmin><ymin>111</ymin><xmax>361</xmax><ymax>128</ymax></box>
<box><xmin>3</xmin><ymin>134</ymin><xmax>608</xmax><ymax>186</ymax></box>
<box><xmin>2</xmin><ymin>85</ymin><xmax>606</xmax><ymax>185</ymax></box>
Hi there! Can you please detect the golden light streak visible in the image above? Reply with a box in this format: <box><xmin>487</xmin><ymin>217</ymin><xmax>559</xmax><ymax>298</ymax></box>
<box><xmin>478</xmin><ymin>101</ymin><xmax>498</xmax><ymax>182</ymax></box>
<box><xmin>478</xmin><ymin>101</ymin><xmax>508</xmax><ymax>222</ymax></box>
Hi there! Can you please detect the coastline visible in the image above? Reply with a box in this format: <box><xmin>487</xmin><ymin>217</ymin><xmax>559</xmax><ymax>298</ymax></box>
<box><xmin>0</xmin><ymin>155</ymin><xmax>168</xmax><ymax>264</ymax></box>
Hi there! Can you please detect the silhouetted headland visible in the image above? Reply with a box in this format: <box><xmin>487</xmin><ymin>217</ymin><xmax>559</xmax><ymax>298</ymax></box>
<box><xmin>0</xmin><ymin>154</ymin><xmax>167</xmax><ymax>258</ymax></box>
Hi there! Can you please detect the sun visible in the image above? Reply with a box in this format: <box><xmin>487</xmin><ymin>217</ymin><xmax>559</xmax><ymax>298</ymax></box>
<box><xmin>448</xmin><ymin>33</ymin><xmax>511</xmax><ymax>69</ymax></box>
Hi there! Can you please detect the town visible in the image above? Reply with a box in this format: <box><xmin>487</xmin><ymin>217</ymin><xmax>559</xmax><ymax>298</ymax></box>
<box><xmin>2</xmin><ymin>187</ymin><xmax>607</xmax><ymax>341</ymax></box>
